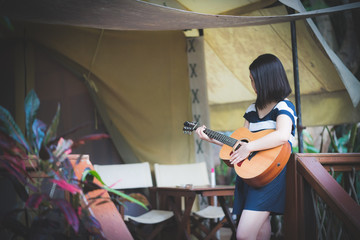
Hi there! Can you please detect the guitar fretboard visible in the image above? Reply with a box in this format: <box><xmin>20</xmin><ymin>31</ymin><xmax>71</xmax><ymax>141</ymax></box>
<box><xmin>203</xmin><ymin>128</ymin><xmax>237</xmax><ymax>147</ymax></box>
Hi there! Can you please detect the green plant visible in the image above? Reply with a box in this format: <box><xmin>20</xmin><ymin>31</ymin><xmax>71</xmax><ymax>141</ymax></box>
<box><xmin>293</xmin><ymin>129</ymin><xmax>321</xmax><ymax>153</ymax></box>
<box><xmin>214</xmin><ymin>131</ymin><xmax>237</xmax><ymax>187</ymax></box>
<box><xmin>0</xmin><ymin>90</ymin><xmax>146</xmax><ymax>239</ymax></box>
<box><xmin>325</xmin><ymin>124</ymin><xmax>360</xmax><ymax>202</ymax></box>
<box><xmin>293</xmin><ymin>123</ymin><xmax>360</xmax><ymax>154</ymax></box>
<box><xmin>215</xmin><ymin>160</ymin><xmax>236</xmax><ymax>186</ymax></box>
<box><xmin>326</xmin><ymin>124</ymin><xmax>359</xmax><ymax>153</ymax></box>
<box><xmin>312</xmin><ymin>124</ymin><xmax>359</xmax><ymax>239</ymax></box>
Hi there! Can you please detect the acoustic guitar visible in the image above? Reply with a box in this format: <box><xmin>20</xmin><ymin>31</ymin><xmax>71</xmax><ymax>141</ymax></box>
<box><xmin>183</xmin><ymin>121</ymin><xmax>291</xmax><ymax>188</ymax></box>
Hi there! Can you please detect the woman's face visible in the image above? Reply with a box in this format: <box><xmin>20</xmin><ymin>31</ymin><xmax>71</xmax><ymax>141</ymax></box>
<box><xmin>250</xmin><ymin>73</ymin><xmax>257</xmax><ymax>94</ymax></box>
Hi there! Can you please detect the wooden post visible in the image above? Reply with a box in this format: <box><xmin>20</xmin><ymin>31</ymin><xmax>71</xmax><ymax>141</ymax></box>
<box><xmin>284</xmin><ymin>154</ymin><xmax>300</xmax><ymax>239</ymax></box>
<box><xmin>284</xmin><ymin>154</ymin><xmax>313</xmax><ymax>240</ymax></box>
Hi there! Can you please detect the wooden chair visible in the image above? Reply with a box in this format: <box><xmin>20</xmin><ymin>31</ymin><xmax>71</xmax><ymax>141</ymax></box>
<box><xmin>154</xmin><ymin>161</ymin><xmax>232</xmax><ymax>239</ymax></box>
<box><xmin>94</xmin><ymin>162</ymin><xmax>174</xmax><ymax>240</ymax></box>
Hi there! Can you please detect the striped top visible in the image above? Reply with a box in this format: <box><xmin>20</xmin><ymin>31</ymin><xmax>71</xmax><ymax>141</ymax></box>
<box><xmin>243</xmin><ymin>99</ymin><xmax>297</xmax><ymax>145</ymax></box>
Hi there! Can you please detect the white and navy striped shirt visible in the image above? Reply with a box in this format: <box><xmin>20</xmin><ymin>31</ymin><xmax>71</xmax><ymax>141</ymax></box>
<box><xmin>243</xmin><ymin>99</ymin><xmax>297</xmax><ymax>145</ymax></box>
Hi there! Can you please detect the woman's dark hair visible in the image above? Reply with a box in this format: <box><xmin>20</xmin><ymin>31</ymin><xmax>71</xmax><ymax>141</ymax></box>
<box><xmin>249</xmin><ymin>53</ymin><xmax>292</xmax><ymax>110</ymax></box>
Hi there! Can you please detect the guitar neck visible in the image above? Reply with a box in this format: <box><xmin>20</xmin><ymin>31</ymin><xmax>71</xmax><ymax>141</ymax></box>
<box><xmin>203</xmin><ymin>128</ymin><xmax>237</xmax><ymax>147</ymax></box>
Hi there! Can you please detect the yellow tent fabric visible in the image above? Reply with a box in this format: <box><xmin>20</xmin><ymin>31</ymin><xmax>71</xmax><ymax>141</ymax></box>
<box><xmin>140</xmin><ymin>0</ymin><xmax>360</xmax><ymax>130</ymax></box>
<box><xmin>14</xmin><ymin>23</ymin><xmax>195</xmax><ymax>165</ymax></box>
<box><xmin>203</xmin><ymin>5</ymin><xmax>360</xmax><ymax>130</ymax></box>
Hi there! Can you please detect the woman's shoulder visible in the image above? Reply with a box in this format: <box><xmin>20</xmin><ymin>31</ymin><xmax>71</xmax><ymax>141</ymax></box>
<box><xmin>274</xmin><ymin>99</ymin><xmax>297</xmax><ymax>116</ymax></box>
<box><xmin>276</xmin><ymin>99</ymin><xmax>295</xmax><ymax>109</ymax></box>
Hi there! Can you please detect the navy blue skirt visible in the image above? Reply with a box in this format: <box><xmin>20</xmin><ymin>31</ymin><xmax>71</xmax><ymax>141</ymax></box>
<box><xmin>232</xmin><ymin>166</ymin><xmax>287</xmax><ymax>215</ymax></box>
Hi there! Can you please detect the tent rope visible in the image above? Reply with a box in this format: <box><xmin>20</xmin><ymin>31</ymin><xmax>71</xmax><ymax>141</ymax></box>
<box><xmin>83</xmin><ymin>29</ymin><xmax>104</xmax><ymax>130</ymax></box>
<box><xmin>83</xmin><ymin>28</ymin><xmax>104</xmax><ymax>93</ymax></box>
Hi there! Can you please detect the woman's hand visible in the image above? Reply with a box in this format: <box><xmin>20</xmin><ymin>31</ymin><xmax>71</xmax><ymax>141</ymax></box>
<box><xmin>195</xmin><ymin>125</ymin><xmax>224</xmax><ymax>147</ymax></box>
<box><xmin>230</xmin><ymin>141</ymin><xmax>251</xmax><ymax>165</ymax></box>
<box><xmin>195</xmin><ymin>125</ymin><xmax>212</xmax><ymax>142</ymax></box>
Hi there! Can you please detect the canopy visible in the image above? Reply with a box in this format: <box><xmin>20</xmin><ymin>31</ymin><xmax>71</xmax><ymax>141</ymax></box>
<box><xmin>1</xmin><ymin>0</ymin><xmax>359</xmax><ymax>30</ymax></box>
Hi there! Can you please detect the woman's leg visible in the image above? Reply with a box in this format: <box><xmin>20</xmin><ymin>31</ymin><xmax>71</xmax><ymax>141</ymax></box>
<box><xmin>236</xmin><ymin>210</ymin><xmax>270</xmax><ymax>240</ymax></box>
<box><xmin>256</xmin><ymin>216</ymin><xmax>271</xmax><ymax>240</ymax></box>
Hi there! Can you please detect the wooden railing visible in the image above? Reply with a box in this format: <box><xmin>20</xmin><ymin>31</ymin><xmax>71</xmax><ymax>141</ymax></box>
<box><xmin>284</xmin><ymin>153</ymin><xmax>360</xmax><ymax>239</ymax></box>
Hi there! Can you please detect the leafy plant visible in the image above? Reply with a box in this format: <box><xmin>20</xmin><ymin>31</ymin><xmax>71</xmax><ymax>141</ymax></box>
<box><xmin>214</xmin><ymin>131</ymin><xmax>237</xmax><ymax>186</ymax></box>
<box><xmin>325</xmin><ymin>124</ymin><xmax>360</xmax><ymax>202</ymax></box>
<box><xmin>215</xmin><ymin>160</ymin><xmax>236</xmax><ymax>186</ymax></box>
<box><xmin>326</xmin><ymin>124</ymin><xmax>359</xmax><ymax>153</ymax></box>
<box><xmin>293</xmin><ymin>129</ymin><xmax>320</xmax><ymax>153</ymax></box>
<box><xmin>0</xmin><ymin>90</ymin><xmax>146</xmax><ymax>239</ymax></box>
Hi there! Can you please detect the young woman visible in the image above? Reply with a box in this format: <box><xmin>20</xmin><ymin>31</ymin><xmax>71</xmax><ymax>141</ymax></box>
<box><xmin>195</xmin><ymin>54</ymin><xmax>297</xmax><ymax>240</ymax></box>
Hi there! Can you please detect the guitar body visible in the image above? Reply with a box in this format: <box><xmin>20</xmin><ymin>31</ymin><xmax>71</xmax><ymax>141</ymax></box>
<box><xmin>219</xmin><ymin>127</ymin><xmax>291</xmax><ymax>188</ymax></box>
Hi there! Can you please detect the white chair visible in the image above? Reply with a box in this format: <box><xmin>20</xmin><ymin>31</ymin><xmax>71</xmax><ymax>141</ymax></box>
<box><xmin>154</xmin><ymin>161</ymin><xmax>232</xmax><ymax>239</ymax></box>
<box><xmin>154</xmin><ymin>161</ymin><xmax>210</xmax><ymax>187</ymax></box>
<box><xmin>94</xmin><ymin>162</ymin><xmax>174</xmax><ymax>240</ymax></box>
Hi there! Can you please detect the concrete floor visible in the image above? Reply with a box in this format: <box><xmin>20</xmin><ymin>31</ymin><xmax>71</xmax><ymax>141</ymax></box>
<box><xmin>219</xmin><ymin>227</ymin><xmax>233</xmax><ymax>239</ymax></box>
<box><xmin>189</xmin><ymin>227</ymin><xmax>233</xmax><ymax>240</ymax></box>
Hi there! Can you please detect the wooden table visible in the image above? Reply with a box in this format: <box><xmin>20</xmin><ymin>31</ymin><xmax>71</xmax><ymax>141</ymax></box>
<box><xmin>150</xmin><ymin>185</ymin><xmax>236</xmax><ymax>240</ymax></box>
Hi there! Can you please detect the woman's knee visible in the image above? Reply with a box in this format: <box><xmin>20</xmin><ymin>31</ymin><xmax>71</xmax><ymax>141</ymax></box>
<box><xmin>236</xmin><ymin>225</ymin><xmax>256</xmax><ymax>240</ymax></box>
<box><xmin>236</xmin><ymin>211</ymin><xmax>271</xmax><ymax>240</ymax></box>
<box><xmin>256</xmin><ymin>218</ymin><xmax>271</xmax><ymax>240</ymax></box>
<box><xmin>236</xmin><ymin>231</ymin><xmax>253</xmax><ymax>240</ymax></box>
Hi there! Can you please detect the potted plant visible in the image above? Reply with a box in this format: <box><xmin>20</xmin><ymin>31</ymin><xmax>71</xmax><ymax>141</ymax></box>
<box><xmin>0</xmin><ymin>90</ymin><xmax>146</xmax><ymax>239</ymax></box>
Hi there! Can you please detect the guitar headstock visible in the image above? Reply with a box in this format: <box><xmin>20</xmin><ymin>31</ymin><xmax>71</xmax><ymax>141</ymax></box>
<box><xmin>183</xmin><ymin>121</ymin><xmax>198</xmax><ymax>135</ymax></box>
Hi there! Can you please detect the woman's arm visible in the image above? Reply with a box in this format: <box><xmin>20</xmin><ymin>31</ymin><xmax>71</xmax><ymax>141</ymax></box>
<box><xmin>196</xmin><ymin>120</ymin><xmax>250</xmax><ymax>147</ymax></box>
<box><xmin>230</xmin><ymin>115</ymin><xmax>292</xmax><ymax>165</ymax></box>
<box><xmin>243</xmin><ymin>119</ymin><xmax>250</xmax><ymax>129</ymax></box>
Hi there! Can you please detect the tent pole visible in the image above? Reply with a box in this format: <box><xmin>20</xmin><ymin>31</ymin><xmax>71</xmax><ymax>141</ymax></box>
<box><xmin>288</xmin><ymin>8</ymin><xmax>304</xmax><ymax>153</ymax></box>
